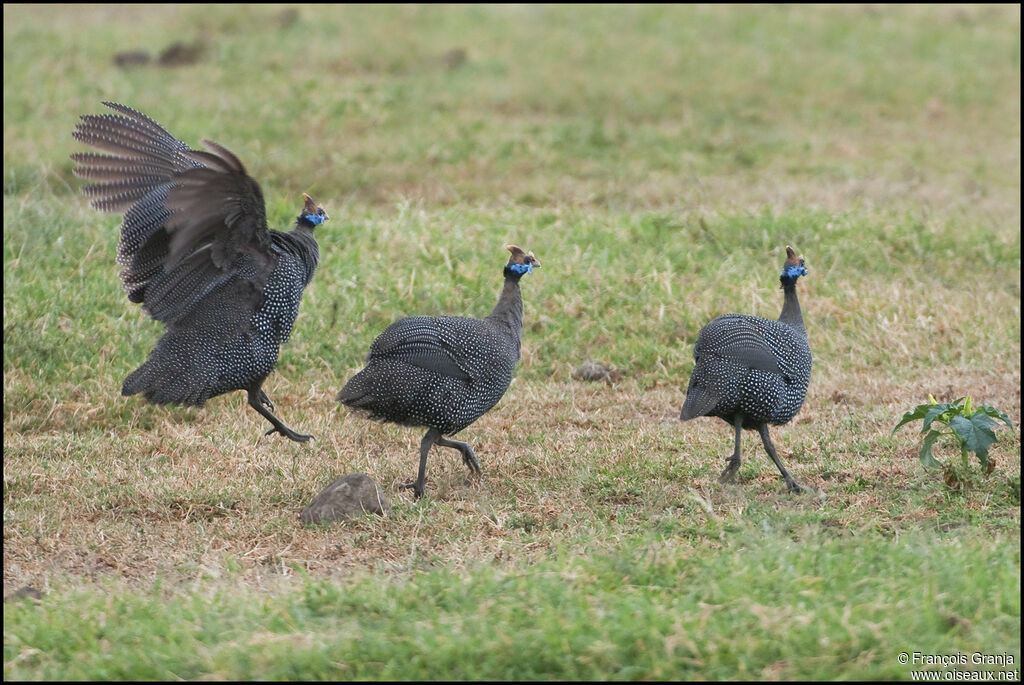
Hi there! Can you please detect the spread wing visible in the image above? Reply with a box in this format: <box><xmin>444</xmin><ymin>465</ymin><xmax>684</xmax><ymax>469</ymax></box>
<box><xmin>72</xmin><ymin>102</ymin><xmax>275</xmax><ymax>333</ymax></box>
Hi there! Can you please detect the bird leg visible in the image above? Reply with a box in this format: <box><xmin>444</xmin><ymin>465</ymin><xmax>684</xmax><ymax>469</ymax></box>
<box><xmin>757</xmin><ymin>423</ymin><xmax>802</xmax><ymax>493</ymax></box>
<box><xmin>246</xmin><ymin>385</ymin><xmax>312</xmax><ymax>443</ymax></box>
<box><xmin>402</xmin><ymin>428</ymin><xmax>441</xmax><ymax>499</ymax></box>
<box><xmin>719</xmin><ymin>415</ymin><xmax>744</xmax><ymax>483</ymax></box>
<box><xmin>437</xmin><ymin>436</ymin><xmax>481</xmax><ymax>476</ymax></box>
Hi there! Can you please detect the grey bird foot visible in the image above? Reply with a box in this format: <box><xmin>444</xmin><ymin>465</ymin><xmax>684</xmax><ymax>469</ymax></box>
<box><xmin>401</xmin><ymin>480</ymin><xmax>426</xmax><ymax>499</ymax></box>
<box><xmin>265</xmin><ymin>425</ymin><xmax>313</xmax><ymax>443</ymax></box>
<box><xmin>718</xmin><ymin>459</ymin><xmax>740</xmax><ymax>483</ymax></box>
<box><xmin>785</xmin><ymin>480</ymin><xmax>804</xmax><ymax>494</ymax></box>
<box><xmin>461</xmin><ymin>451</ymin><xmax>481</xmax><ymax>475</ymax></box>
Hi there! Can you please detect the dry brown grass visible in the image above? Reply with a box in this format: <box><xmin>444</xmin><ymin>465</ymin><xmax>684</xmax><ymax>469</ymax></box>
<box><xmin>5</xmin><ymin>361</ymin><xmax>1019</xmax><ymax>598</ymax></box>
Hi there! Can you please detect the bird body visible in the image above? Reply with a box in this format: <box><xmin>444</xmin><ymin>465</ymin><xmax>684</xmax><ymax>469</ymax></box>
<box><xmin>122</xmin><ymin>229</ymin><xmax>319</xmax><ymax>405</ymax></box>
<box><xmin>72</xmin><ymin>102</ymin><xmax>326</xmax><ymax>441</ymax></box>
<box><xmin>341</xmin><ymin>314</ymin><xmax>519</xmax><ymax>434</ymax></box>
<box><xmin>680</xmin><ymin>247</ymin><xmax>810</xmax><ymax>491</ymax></box>
<box><xmin>680</xmin><ymin>313</ymin><xmax>811</xmax><ymax>428</ymax></box>
<box><xmin>338</xmin><ymin>245</ymin><xmax>539</xmax><ymax>498</ymax></box>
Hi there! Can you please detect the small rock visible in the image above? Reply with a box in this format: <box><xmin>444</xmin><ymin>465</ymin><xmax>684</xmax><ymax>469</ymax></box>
<box><xmin>113</xmin><ymin>50</ymin><xmax>151</xmax><ymax>68</ymax></box>
<box><xmin>572</xmin><ymin>360</ymin><xmax>622</xmax><ymax>384</ymax></box>
<box><xmin>4</xmin><ymin>586</ymin><xmax>43</xmax><ymax>602</ymax></box>
<box><xmin>301</xmin><ymin>473</ymin><xmax>391</xmax><ymax>524</ymax></box>
<box><xmin>158</xmin><ymin>41</ymin><xmax>204</xmax><ymax>67</ymax></box>
<box><xmin>441</xmin><ymin>48</ymin><xmax>467</xmax><ymax>69</ymax></box>
<box><xmin>945</xmin><ymin>613</ymin><xmax>972</xmax><ymax>632</ymax></box>
<box><xmin>277</xmin><ymin>8</ymin><xmax>300</xmax><ymax>28</ymax></box>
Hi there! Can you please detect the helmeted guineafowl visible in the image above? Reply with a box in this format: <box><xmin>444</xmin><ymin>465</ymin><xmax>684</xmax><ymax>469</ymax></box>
<box><xmin>680</xmin><ymin>246</ymin><xmax>810</xmax><ymax>492</ymax></box>
<box><xmin>337</xmin><ymin>245</ymin><xmax>540</xmax><ymax>498</ymax></box>
<box><xmin>71</xmin><ymin>102</ymin><xmax>327</xmax><ymax>442</ymax></box>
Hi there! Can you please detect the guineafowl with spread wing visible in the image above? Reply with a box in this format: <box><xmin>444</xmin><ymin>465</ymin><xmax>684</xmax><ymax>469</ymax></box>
<box><xmin>72</xmin><ymin>102</ymin><xmax>326</xmax><ymax>442</ymax></box>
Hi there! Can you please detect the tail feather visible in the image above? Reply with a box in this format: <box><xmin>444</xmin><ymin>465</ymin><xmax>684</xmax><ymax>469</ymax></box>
<box><xmin>680</xmin><ymin>383</ymin><xmax>719</xmax><ymax>421</ymax></box>
<box><xmin>337</xmin><ymin>363</ymin><xmax>426</xmax><ymax>426</ymax></box>
<box><xmin>122</xmin><ymin>360</ymin><xmax>208</xmax><ymax>407</ymax></box>
<box><xmin>121</xmin><ymin>326</ymin><xmax>222</xmax><ymax>407</ymax></box>
<box><xmin>336</xmin><ymin>370</ymin><xmax>389</xmax><ymax>418</ymax></box>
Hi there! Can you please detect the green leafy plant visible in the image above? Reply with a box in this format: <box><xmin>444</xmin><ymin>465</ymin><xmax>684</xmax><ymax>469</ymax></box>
<box><xmin>894</xmin><ymin>395</ymin><xmax>1014</xmax><ymax>471</ymax></box>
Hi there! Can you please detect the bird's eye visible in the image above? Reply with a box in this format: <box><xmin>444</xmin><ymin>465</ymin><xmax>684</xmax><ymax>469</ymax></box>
<box><xmin>317</xmin><ymin>208</ymin><xmax>325</xmax><ymax>216</ymax></box>
<box><xmin>799</xmin><ymin>259</ymin><xmax>805</xmax><ymax>266</ymax></box>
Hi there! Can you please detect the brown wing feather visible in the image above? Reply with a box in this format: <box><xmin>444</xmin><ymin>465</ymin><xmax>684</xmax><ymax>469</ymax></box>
<box><xmin>72</xmin><ymin>103</ymin><xmax>276</xmax><ymax>329</ymax></box>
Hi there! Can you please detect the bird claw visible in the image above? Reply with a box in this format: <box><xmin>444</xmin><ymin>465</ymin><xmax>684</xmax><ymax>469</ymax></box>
<box><xmin>462</xmin><ymin>452</ymin><xmax>481</xmax><ymax>475</ymax></box>
<box><xmin>718</xmin><ymin>459</ymin><xmax>740</xmax><ymax>483</ymax></box>
<box><xmin>264</xmin><ymin>426</ymin><xmax>313</xmax><ymax>443</ymax></box>
<box><xmin>401</xmin><ymin>480</ymin><xmax>425</xmax><ymax>499</ymax></box>
<box><xmin>258</xmin><ymin>391</ymin><xmax>275</xmax><ymax>412</ymax></box>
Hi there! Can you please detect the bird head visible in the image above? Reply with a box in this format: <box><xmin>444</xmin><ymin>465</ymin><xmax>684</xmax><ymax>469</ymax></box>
<box><xmin>780</xmin><ymin>246</ymin><xmax>807</xmax><ymax>286</ymax></box>
<box><xmin>298</xmin><ymin>193</ymin><xmax>329</xmax><ymax>228</ymax></box>
<box><xmin>504</xmin><ymin>244</ymin><xmax>540</xmax><ymax>278</ymax></box>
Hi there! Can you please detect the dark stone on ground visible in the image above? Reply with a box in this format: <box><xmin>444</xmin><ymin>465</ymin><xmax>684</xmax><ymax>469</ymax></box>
<box><xmin>301</xmin><ymin>473</ymin><xmax>391</xmax><ymax>524</ymax></box>
<box><xmin>441</xmin><ymin>48</ymin><xmax>467</xmax><ymax>69</ymax></box>
<box><xmin>4</xmin><ymin>586</ymin><xmax>43</xmax><ymax>602</ymax></box>
<box><xmin>113</xmin><ymin>50</ymin><xmax>151</xmax><ymax>68</ymax></box>
<box><xmin>158</xmin><ymin>41</ymin><xmax>204</xmax><ymax>67</ymax></box>
<box><xmin>572</xmin><ymin>360</ymin><xmax>622</xmax><ymax>384</ymax></box>
<box><xmin>277</xmin><ymin>8</ymin><xmax>299</xmax><ymax>27</ymax></box>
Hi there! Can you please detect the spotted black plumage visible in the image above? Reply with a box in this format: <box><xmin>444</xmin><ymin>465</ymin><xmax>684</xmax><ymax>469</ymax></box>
<box><xmin>338</xmin><ymin>245</ymin><xmax>540</xmax><ymax>498</ymax></box>
<box><xmin>72</xmin><ymin>102</ymin><xmax>326</xmax><ymax>442</ymax></box>
<box><xmin>680</xmin><ymin>247</ymin><xmax>811</xmax><ymax>492</ymax></box>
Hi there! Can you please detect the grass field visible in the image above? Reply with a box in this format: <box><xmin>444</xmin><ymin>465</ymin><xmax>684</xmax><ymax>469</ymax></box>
<box><xmin>4</xmin><ymin>4</ymin><xmax>1021</xmax><ymax>680</ymax></box>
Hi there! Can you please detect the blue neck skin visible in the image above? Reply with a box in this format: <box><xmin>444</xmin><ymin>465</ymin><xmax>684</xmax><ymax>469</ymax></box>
<box><xmin>303</xmin><ymin>213</ymin><xmax>325</xmax><ymax>226</ymax></box>
<box><xmin>508</xmin><ymin>262</ymin><xmax>533</xmax><ymax>275</ymax></box>
<box><xmin>782</xmin><ymin>264</ymin><xmax>806</xmax><ymax>280</ymax></box>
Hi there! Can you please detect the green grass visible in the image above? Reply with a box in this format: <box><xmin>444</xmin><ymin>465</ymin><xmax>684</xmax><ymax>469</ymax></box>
<box><xmin>6</xmin><ymin>527</ymin><xmax>1019</xmax><ymax>681</ymax></box>
<box><xmin>4</xmin><ymin>3</ymin><xmax>1020</xmax><ymax>681</ymax></box>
